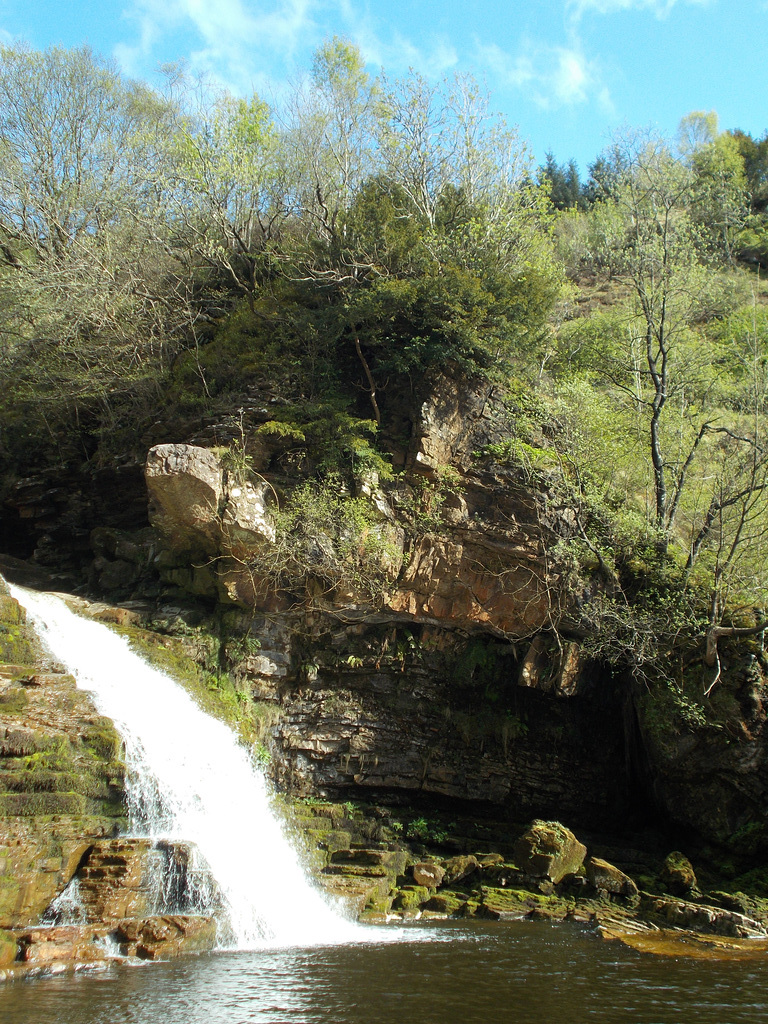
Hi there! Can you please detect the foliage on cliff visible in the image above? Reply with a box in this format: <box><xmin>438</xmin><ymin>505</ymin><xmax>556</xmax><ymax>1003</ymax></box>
<box><xmin>1</xmin><ymin>41</ymin><xmax>768</xmax><ymax>688</ymax></box>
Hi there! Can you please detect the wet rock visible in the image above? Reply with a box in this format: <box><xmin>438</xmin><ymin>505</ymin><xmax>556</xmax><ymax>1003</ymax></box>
<box><xmin>318</xmin><ymin>872</ymin><xmax>390</xmax><ymax>914</ymax></box>
<box><xmin>513</xmin><ymin>820</ymin><xmax>586</xmax><ymax>884</ymax></box>
<box><xmin>661</xmin><ymin>851</ymin><xmax>697</xmax><ymax>896</ymax></box>
<box><xmin>0</xmin><ymin>928</ymin><xmax>17</xmax><ymax>966</ymax></box>
<box><xmin>606</xmin><ymin>928</ymin><xmax>768</xmax><ymax>960</ymax></box>
<box><xmin>478</xmin><ymin>885</ymin><xmax>572</xmax><ymax>922</ymax></box>
<box><xmin>75</xmin><ymin>839</ymin><xmax>159</xmax><ymax>922</ymax></box>
<box><xmin>14</xmin><ymin>915</ymin><xmax>218</xmax><ymax>969</ymax></box>
<box><xmin>421</xmin><ymin>891</ymin><xmax>468</xmax><ymax>915</ymax></box>
<box><xmin>642</xmin><ymin>895</ymin><xmax>768</xmax><ymax>939</ymax></box>
<box><xmin>73</xmin><ymin>840</ymin><xmax>201</xmax><ymax>923</ymax></box>
<box><xmin>709</xmin><ymin>890</ymin><xmax>768</xmax><ymax>926</ymax></box>
<box><xmin>392</xmin><ymin>886</ymin><xmax>429</xmax><ymax>911</ymax></box>
<box><xmin>16</xmin><ymin>925</ymin><xmax>110</xmax><ymax>965</ymax></box>
<box><xmin>0</xmin><ymin>592</ymin><xmax>127</xmax><ymax>929</ymax></box>
<box><xmin>585</xmin><ymin>857</ymin><xmax>639</xmax><ymax>899</ymax></box>
<box><xmin>114</xmin><ymin>915</ymin><xmax>217</xmax><ymax>959</ymax></box>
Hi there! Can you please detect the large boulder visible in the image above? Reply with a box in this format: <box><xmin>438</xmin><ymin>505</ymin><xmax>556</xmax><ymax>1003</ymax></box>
<box><xmin>660</xmin><ymin>851</ymin><xmax>698</xmax><ymax>896</ymax></box>
<box><xmin>513</xmin><ymin>820</ymin><xmax>587</xmax><ymax>884</ymax></box>
<box><xmin>440</xmin><ymin>855</ymin><xmax>480</xmax><ymax>885</ymax></box>
<box><xmin>585</xmin><ymin>857</ymin><xmax>639</xmax><ymax>898</ymax></box>
<box><xmin>146</xmin><ymin>444</ymin><xmax>224</xmax><ymax>556</ymax></box>
<box><xmin>412</xmin><ymin>862</ymin><xmax>445</xmax><ymax>888</ymax></box>
<box><xmin>145</xmin><ymin>443</ymin><xmax>274</xmax><ymax>561</ymax></box>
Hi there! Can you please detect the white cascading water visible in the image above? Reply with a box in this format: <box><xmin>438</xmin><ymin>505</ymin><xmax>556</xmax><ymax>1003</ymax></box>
<box><xmin>9</xmin><ymin>584</ymin><xmax>361</xmax><ymax>950</ymax></box>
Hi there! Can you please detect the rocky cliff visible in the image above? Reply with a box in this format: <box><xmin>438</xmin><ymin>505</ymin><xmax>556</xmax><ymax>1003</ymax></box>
<box><xmin>2</xmin><ymin>374</ymin><xmax>768</xmax><ymax>897</ymax></box>
<box><xmin>0</xmin><ymin>580</ymin><xmax>126</xmax><ymax>930</ymax></box>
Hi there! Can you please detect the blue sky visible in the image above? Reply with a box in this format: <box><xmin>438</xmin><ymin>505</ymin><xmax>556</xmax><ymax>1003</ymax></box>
<box><xmin>1</xmin><ymin>0</ymin><xmax>765</xmax><ymax>174</ymax></box>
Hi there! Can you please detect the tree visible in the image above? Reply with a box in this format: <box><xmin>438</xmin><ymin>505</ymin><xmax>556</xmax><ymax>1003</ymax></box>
<box><xmin>559</xmin><ymin>132</ymin><xmax>768</xmax><ymax>685</ymax></box>
<box><xmin>283</xmin><ymin>36</ymin><xmax>381</xmax><ymax>279</ymax></box>
<box><xmin>0</xmin><ymin>43</ymin><xmax>198</xmax><ymax>459</ymax></box>
<box><xmin>163</xmin><ymin>82</ymin><xmax>285</xmax><ymax>310</ymax></box>
<box><xmin>676</xmin><ymin>112</ymin><xmax>748</xmax><ymax>263</ymax></box>
<box><xmin>539</xmin><ymin>153</ymin><xmax>583</xmax><ymax>210</ymax></box>
<box><xmin>589</xmin><ymin>134</ymin><xmax>708</xmax><ymax>539</ymax></box>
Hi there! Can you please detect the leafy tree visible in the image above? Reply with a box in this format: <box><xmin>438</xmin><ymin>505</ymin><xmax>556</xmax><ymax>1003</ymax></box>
<box><xmin>677</xmin><ymin>112</ymin><xmax>748</xmax><ymax>263</ymax></box>
<box><xmin>555</xmin><ymin>132</ymin><xmax>768</xmax><ymax>683</ymax></box>
<box><xmin>0</xmin><ymin>43</ymin><xmax>191</xmax><ymax>459</ymax></box>
<box><xmin>729</xmin><ymin>129</ymin><xmax>768</xmax><ymax>212</ymax></box>
<box><xmin>284</xmin><ymin>36</ymin><xmax>381</xmax><ymax>277</ymax></box>
<box><xmin>163</xmin><ymin>82</ymin><xmax>284</xmax><ymax>310</ymax></box>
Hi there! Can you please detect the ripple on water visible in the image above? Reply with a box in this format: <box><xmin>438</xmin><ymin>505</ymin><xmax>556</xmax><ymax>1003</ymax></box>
<box><xmin>6</xmin><ymin>921</ymin><xmax>766</xmax><ymax>1024</ymax></box>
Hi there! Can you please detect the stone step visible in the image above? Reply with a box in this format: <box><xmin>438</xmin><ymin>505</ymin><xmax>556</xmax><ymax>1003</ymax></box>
<box><xmin>323</xmin><ymin>864</ymin><xmax>389</xmax><ymax>878</ymax></box>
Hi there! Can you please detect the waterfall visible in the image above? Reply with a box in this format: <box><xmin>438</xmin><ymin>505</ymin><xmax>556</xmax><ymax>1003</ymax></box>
<box><xmin>9</xmin><ymin>584</ymin><xmax>360</xmax><ymax>950</ymax></box>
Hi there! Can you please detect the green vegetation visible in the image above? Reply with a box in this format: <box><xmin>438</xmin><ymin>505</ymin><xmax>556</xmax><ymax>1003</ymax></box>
<box><xmin>0</xmin><ymin>40</ymin><xmax>767</xmax><ymax>698</ymax></box>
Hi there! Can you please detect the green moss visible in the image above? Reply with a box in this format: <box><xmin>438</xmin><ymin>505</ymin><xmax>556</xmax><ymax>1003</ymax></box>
<box><xmin>478</xmin><ymin>885</ymin><xmax>573</xmax><ymax>920</ymax></box>
<box><xmin>0</xmin><ymin>623</ymin><xmax>36</xmax><ymax>664</ymax></box>
<box><xmin>392</xmin><ymin>885</ymin><xmax>430</xmax><ymax>910</ymax></box>
<box><xmin>422</xmin><ymin>891</ymin><xmax>467</xmax><ymax>915</ymax></box>
<box><xmin>0</xmin><ymin>927</ymin><xmax>18</xmax><ymax>966</ymax></box>
<box><xmin>0</xmin><ymin>792</ymin><xmax>88</xmax><ymax>815</ymax></box>
<box><xmin>0</xmin><ymin>686</ymin><xmax>28</xmax><ymax>713</ymax></box>
<box><xmin>363</xmin><ymin>894</ymin><xmax>394</xmax><ymax>914</ymax></box>
<box><xmin>82</xmin><ymin>718</ymin><xmax>123</xmax><ymax>761</ymax></box>
<box><xmin>0</xmin><ymin>595</ymin><xmax>24</xmax><ymax>626</ymax></box>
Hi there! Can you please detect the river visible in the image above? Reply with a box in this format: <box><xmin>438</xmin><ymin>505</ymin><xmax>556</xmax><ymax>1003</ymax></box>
<box><xmin>3</xmin><ymin>920</ymin><xmax>768</xmax><ymax>1023</ymax></box>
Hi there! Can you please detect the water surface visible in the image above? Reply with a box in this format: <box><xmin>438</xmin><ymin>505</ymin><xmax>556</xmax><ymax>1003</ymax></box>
<box><xmin>4</xmin><ymin>921</ymin><xmax>768</xmax><ymax>1024</ymax></box>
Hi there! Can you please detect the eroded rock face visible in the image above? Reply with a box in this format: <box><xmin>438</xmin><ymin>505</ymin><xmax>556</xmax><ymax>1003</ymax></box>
<box><xmin>144</xmin><ymin>377</ymin><xmax>562</xmax><ymax>637</ymax></box>
<box><xmin>76</xmin><ymin>840</ymin><xmax>162</xmax><ymax>922</ymax></box>
<box><xmin>145</xmin><ymin>443</ymin><xmax>274</xmax><ymax>564</ymax></box>
<box><xmin>14</xmin><ymin>914</ymin><xmax>218</xmax><ymax>968</ymax></box>
<box><xmin>266</xmin><ymin>615</ymin><xmax>635</xmax><ymax>829</ymax></box>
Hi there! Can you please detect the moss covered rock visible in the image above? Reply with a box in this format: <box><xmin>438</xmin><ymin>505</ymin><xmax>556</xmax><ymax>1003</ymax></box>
<box><xmin>661</xmin><ymin>851</ymin><xmax>698</xmax><ymax>895</ymax></box>
<box><xmin>440</xmin><ymin>854</ymin><xmax>480</xmax><ymax>885</ymax></box>
<box><xmin>0</xmin><ymin>928</ymin><xmax>17</xmax><ymax>966</ymax></box>
<box><xmin>513</xmin><ymin>820</ymin><xmax>586</xmax><ymax>884</ymax></box>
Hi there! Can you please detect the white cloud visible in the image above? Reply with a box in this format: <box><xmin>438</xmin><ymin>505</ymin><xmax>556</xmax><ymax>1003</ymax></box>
<box><xmin>374</xmin><ymin>32</ymin><xmax>459</xmax><ymax>79</ymax></box>
<box><xmin>568</xmin><ymin>0</ymin><xmax>712</xmax><ymax>20</ymax></box>
<box><xmin>553</xmin><ymin>49</ymin><xmax>589</xmax><ymax>103</ymax></box>
<box><xmin>116</xmin><ymin>0</ymin><xmax>464</xmax><ymax>99</ymax></box>
<box><xmin>475</xmin><ymin>37</ymin><xmax>610</xmax><ymax>111</ymax></box>
<box><xmin>116</xmin><ymin>0</ymin><xmax>319</xmax><ymax>92</ymax></box>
